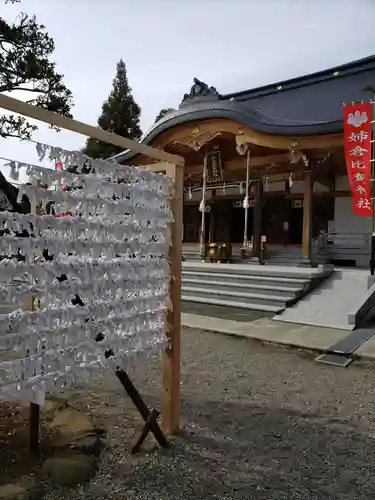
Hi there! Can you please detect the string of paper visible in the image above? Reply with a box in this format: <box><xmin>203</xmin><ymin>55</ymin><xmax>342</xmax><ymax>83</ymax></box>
<box><xmin>0</xmin><ymin>143</ymin><xmax>173</xmax><ymax>406</ymax></box>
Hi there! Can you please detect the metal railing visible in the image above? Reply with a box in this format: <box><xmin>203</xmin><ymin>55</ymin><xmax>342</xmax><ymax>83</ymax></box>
<box><xmin>326</xmin><ymin>232</ymin><xmax>371</xmax><ymax>249</ymax></box>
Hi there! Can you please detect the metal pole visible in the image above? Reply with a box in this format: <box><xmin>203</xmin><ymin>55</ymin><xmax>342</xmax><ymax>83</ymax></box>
<box><xmin>243</xmin><ymin>148</ymin><xmax>250</xmax><ymax>247</ymax></box>
<box><xmin>199</xmin><ymin>152</ymin><xmax>207</xmax><ymax>259</ymax></box>
<box><xmin>371</xmin><ymin>96</ymin><xmax>375</xmax><ymax>275</ymax></box>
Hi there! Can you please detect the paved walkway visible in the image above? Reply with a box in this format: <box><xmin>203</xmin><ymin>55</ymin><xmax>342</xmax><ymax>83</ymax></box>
<box><xmin>181</xmin><ymin>312</ymin><xmax>375</xmax><ymax>361</ymax></box>
<box><xmin>275</xmin><ymin>268</ymin><xmax>370</xmax><ymax>330</ymax></box>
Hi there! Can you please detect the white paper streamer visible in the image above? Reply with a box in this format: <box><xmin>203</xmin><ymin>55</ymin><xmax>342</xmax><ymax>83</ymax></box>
<box><xmin>0</xmin><ymin>144</ymin><xmax>172</xmax><ymax>406</ymax></box>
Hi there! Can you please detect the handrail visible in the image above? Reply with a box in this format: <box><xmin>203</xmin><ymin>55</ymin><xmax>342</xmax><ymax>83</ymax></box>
<box><xmin>327</xmin><ymin>232</ymin><xmax>371</xmax><ymax>246</ymax></box>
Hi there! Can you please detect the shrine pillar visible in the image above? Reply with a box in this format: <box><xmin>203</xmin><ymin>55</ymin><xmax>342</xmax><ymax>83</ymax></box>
<box><xmin>302</xmin><ymin>169</ymin><xmax>313</xmax><ymax>263</ymax></box>
<box><xmin>208</xmin><ymin>189</ymin><xmax>216</xmax><ymax>242</ymax></box>
<box><xmin>235</xmin><ymin>138</ymin><xmax>252</xmax><ymax>254</ymax></box>
<box><xmin>253</xmin><ymin>179</ymin><xmax>264</xmax><ymax>258</ymax></box>
<box><xmin>198</xmin><ymin>152</ymin><xmax>208</xmax><ymax>257</ymax></box>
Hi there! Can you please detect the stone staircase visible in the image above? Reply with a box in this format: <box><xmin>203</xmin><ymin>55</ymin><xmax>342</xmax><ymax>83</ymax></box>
<box><xmin>182</xmin><ymin>261</ymin><xmax>333</xmax><ymax>314</ymax></box>
<box><xmin>182</xmin><ymin>243</ymin><xmax>328</xmax><ymax>266</ymax></box>
<box><xmin>264</xmin><ymin>247</ymin><xmax>304</xmax><ymax>266</ymax></box>
<box><xmin>183</xmin><ymin>245</ymin><xmax>202</xmax><ymax>261</ymax></box>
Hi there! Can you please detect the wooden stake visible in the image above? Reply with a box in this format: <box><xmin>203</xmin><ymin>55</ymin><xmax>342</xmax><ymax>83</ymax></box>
<box><xmin>116</xmin><ymin>370</ymin><xmax>169</xmax><ymax>452</ymax></box>
<box><xmin>27</xmin><ymin>179</ymin><xmax>41</xmax><ymax>453</ymax></box>
<box><xmin>29</xmin><ymin>401</ymin><xmax>40</xmax><ymax>453</ymax></box>
<box><xmin>131</xmin><ymin>409</ymin><xmax>160</xmax><ymax>454</ymax></box>
<box><xmin>302</xmin><ymin>169</ymin><xmax>313</xmax><ymax>262</ymax></box>
<box><xmin>162</xmin><ymin>163</ymin><xmax>183</xmax><ymax>435</ymax></box>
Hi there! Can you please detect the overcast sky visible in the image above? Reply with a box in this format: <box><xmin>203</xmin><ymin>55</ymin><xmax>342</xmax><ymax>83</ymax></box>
<box><xmin>1</xmin><ymin>0</ymin><xmax>375</xmax><ymax>181</ymax></box>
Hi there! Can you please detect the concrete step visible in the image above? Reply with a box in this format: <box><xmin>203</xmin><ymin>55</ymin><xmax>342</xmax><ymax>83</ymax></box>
<box><xmin>267</xmin><ymin>254</ymin><xmax>302</xmax><ymax>260</ymax></box>
<box><xmin>182</xmin><ymin>278</ymin><xmax>303</xmax><ymax>299</ymax></box>
<box><xmin>267</xmin><ymin>250</ymin><xmax>302</xmax><ymax>253</ymax></box>
<box><xmin>183</xmin><ymin>255</ymin><xmax>202</xmax><ymax>261</ymax></box>
<box><xmin>265</xmin><ymin>253</ymin><xmax>302</xmax><ymax>257</ymax></box>
<box><xmin>264</xmin><ymin>258</ymin><xmax>305</xmax><ymax>266</ymax></box>
<box><xmin>181</xmin><ymin>286</ymin><xmax>293</xmax><ymax>308</ymax></box>
<box><xmin>182</xmin><ymin>270</ymin><xmax>310</xmax><ymax>289</ymax></box>
<box><xmin>182</xmin><ymin>262</ymin><xmax>332</xmax><ymax>280</ymax></box>
<box><xmin>181</xmin><ymin>296</ymin><xmax>284</xmax><ymax>313</ymax></box>
<box><xmin>181</xmin><ymin>262</ymin><xmax>333</xmax><ymax>314</ymax></box>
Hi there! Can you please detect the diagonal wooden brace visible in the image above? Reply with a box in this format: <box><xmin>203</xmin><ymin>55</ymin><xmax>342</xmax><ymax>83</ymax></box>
<box><xmin>115</xmin><ymin>369</ymin><xmax>169</xmax><ymax>452</ymax></box>
<box><xmin>131</xmin><ymin>408</ymin><xmax>160</xmax><ymax>454</ymax></box>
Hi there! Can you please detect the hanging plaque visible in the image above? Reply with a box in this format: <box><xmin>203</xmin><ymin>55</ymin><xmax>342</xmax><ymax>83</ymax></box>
<box><xmin>207</xmin><ymin>150</ymin><xmax>223</xmax><ymax>183</ymax></box>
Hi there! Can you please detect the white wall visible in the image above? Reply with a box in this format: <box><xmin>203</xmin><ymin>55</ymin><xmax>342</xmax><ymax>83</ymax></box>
<box><xmin>335</xmin><ymin>174</ymin><xmax>350</xmax><ymax>191</ymax></box>
<box><xmin>332</xmin><ymin>175</ymin><xmax>371</xmax><ymax>266</ymax></box>
<box><xmin>334</xmin><ymin>197</ymin><xmax>372</xmax><ymax>235</ymax></box>
<box><xmin>184</xmin><ymin>190</ymin><xmax>212</xmax><ymax>202</ymax></box>
<box><xmin>185</xmin><ymin>179</ymin><xmax>329</xmax><ymax>199</ymax></box>
<box><xmin>289</xmin><ymin>180</ymin><xmax>329</xmax><ymax>194</ymax></box>
<box><xmin>265</xmin><ymin>181</ymin><xmax>284</xmax><ymax>193</ymax></box>
<box><xmin>333</xmin><ymin>175</ymin><xmax>371</xmax><ymax>235</ymax></box>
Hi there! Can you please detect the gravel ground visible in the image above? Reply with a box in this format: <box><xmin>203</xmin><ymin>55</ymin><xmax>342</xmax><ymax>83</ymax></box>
<box><xmin>41</xmin><ymin>328</ymin><xmax>375</xmax><ymax>500</ymax></box>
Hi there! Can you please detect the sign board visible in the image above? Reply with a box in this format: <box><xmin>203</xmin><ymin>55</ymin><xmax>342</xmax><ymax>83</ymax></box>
<box><xmin>292</xmin><ymin>199</ymin><xmax>304</xmax><ymax>208</ymax></box>
<box><xmin>233</xmin><ymin>199</ymin><xmax>254</xmax><ymax>208</ymax></box>
<box><xmin>344</xmin><ymin>102</ymin><xmax>373</xmax><ymax>217</ymax></box>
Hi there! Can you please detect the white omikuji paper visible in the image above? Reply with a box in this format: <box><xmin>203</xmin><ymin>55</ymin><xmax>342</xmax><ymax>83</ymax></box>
<box><xmin>0</xmin><ymin>146</ymin><xmax>172</xmax><ymax>406</ymax></box>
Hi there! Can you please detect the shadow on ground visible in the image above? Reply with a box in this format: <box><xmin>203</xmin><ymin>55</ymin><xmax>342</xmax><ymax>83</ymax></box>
<box><xmin>114</xmin><ymin>395</ymin><xmax>374</xmax><ymax>500</ymax></box>
<box><xmin>48</xmin><ymin>329</ymin><xmax>375</xmax><ymax>500</ymax></box>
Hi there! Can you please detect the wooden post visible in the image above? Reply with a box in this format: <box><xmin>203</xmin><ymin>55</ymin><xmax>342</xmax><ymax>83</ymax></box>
<box><xmin>253</xmin><ymin>179</ymin><xmax>263</xmax><ymax>259</ymax></box>
<box><xmin>302</xmin><ymin>169</ymin><xmax>313</xmax><ymax>263</ymax></box>
<box><xmin>28</xmin><ymin>179</ymin><xmax>41</xmax><ymax>453</ymax></box>
<box><xmin>162</xmin><ymin>163</ymin><xmax>183</xmax><ymax>435</ymax></box>
<box><xmin>208</xmin><ymin>204</ymin><xmax>215</xmax><ymax>243</ymax></box>
<box><xmin>29</xmin><ymin>401</ymin><xmax>40</xmax><ymax>453</ymax></box>
<box><xmin>243</xmin><ymin>148</ymin><xmax>251</xmax><ymax>248</ymax></box>
<box><xmin>199</xmin><ymin>153</ymin><xmax>207</xmax><ymax>258</ymax></box>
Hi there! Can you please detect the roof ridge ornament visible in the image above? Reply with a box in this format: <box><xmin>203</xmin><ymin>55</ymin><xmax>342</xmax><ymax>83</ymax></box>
<box><xmin>180</xmin><ymin>78</ymin><xmax>221</xmax><ymax>108</ymax></box>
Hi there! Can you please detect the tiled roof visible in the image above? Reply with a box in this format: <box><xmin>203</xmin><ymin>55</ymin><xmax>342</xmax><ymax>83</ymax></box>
<box><xmin>225</xmin><ymin>55</ymin><xmax>375</xmax><ymax>130</ymax></box>
<box><xmin>113</xmin><ymin>55</ymin><xmax>375</xmax><ymax>163</ymax></box>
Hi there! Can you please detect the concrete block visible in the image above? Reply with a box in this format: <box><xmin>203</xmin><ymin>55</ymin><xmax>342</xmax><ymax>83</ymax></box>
<box><xmin>368</xmin><ymin>275</ymin><xmax>375</xmax><ymax>289</ymax></box>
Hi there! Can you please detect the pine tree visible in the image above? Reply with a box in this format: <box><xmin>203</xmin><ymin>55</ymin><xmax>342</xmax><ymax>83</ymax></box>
<box><xmin>83</xmin><ymin>59</ymin><xmax>142</xmax><ymax>159</ymax></box>
<box><xmin>154</xmin><ymin>108</ymin><xmax>175</xmax><ymax>123</ymax></box>
<box><xmin>1</xmin><ymin>0</ymin><xmax>73</xmax><ymax>140</ymax></box>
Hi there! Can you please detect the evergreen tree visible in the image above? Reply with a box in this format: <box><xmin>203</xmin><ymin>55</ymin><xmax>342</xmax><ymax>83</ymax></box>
<box><xmin>0</xmin><ymin>0</ymin><xmax>73</xmax><ymax>139</ymax></box>
<box><xmin>83</xmin><ymin>59</ymin><xmax>142</xmax><ymax>159</ymax></box>
<box><xmin>154</xmin><ymin>108</ymin><xmax>175</xmax><ymax>123</ymax></box>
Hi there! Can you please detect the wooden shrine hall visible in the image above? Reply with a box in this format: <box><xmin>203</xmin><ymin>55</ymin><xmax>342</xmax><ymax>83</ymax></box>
<box><xmin>114</xmin><ymin>55</ymin><xmax>375</xmax><ymax>266</ymax></box>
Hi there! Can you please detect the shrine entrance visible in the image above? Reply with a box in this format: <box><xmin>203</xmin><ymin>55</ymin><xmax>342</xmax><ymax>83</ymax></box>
<box><xmin>289</xmin><ymin>201</ymin><xmax>304</xmax><ymax>245</ymax></box>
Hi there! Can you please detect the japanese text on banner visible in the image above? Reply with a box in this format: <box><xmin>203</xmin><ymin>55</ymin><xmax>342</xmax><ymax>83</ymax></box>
<box><xmin>344</xmin><ymin>103</ymin><xmax>373</xmax><ymax>217</ymax></box>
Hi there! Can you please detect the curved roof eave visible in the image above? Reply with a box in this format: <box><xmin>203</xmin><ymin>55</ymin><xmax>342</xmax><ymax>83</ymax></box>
<box><xmin>112</xmin><ymin>101</ymin><xmax>342</xmax><ymax>164</ymax></box>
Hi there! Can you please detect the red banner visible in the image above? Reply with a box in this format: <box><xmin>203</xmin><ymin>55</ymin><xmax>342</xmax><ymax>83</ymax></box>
<box><xmin>344</xmin><ymin>103</ymin><xmax>373</xmax><ymax>217</ymax></box>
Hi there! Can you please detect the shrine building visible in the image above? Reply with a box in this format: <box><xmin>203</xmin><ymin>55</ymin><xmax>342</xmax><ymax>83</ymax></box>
<box><xmin>114</xmin><ymin>55</ymin><xmax>375</xmax><ymax>268</ymax></box>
